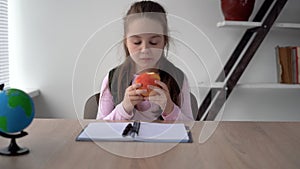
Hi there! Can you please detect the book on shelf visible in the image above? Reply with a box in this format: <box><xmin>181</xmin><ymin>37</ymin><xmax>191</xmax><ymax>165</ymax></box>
<box><xmin>294</xmin><ymin>47</ymin><xmax>300</xmax><ymax>83</ymax></box>
<box><xmin>76</xmin><ymin>122</ymin><xmax>192</xmax><ymax>143</ymax></box>
<box><xmin>275</xmin><ymin>46</ymin><xmax>300</xmax><ymax>84</ymax></box>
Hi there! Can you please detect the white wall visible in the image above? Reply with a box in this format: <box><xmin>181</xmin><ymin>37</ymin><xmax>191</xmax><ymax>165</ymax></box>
<box><xmin>8</xmin><ymin>0</ymin><xmax>300</xmax><ymax>120</ymax></box>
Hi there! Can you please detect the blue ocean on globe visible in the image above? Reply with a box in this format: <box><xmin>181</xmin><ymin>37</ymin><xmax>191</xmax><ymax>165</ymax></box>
<box><xmin>0</xmin><ymin>88</ymin><xmax>35</xmax><ymax>133</ymax></box>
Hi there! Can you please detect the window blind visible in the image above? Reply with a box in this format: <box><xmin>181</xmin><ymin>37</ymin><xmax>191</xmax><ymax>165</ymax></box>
<box><xmin>0</xmin><ymin>0</ymin><xmax>8</xmax><ymax>87</ymax></box>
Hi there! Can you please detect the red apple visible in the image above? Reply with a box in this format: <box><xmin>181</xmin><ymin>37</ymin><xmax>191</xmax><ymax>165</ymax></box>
<box><xmin>134</xmin><ymin>72</ymin><xmax>160</xmax><ymax>97</ymax></box>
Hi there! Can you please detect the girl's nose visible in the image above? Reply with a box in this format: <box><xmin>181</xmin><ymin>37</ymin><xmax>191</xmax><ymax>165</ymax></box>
<box><xmin>140</xmin><ymin>42</ymin><xmax>150</xmax><ymax>53</ymax></box>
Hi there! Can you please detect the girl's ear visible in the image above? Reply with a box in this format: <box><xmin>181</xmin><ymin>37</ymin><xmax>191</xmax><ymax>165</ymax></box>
<box><xmin>123</xmin><ymin>38</ymin><xmax>130</xmax><ymax>57</ymax></box>
<box><xmin>124</xmin><ymin>37</ymin><xmax>129</xmax><ymax>47</ymax></box>
<box><xmin>163</xmin><ymin>35</ymin><xmax>168</xmax><ymax>46</ymax></box>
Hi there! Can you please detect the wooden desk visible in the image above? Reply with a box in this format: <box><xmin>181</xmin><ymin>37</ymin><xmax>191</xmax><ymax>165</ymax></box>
<box><xmin>0</xmin><ymin>119</ymin><xmax>299</xmax><ymax>169</ymax></box>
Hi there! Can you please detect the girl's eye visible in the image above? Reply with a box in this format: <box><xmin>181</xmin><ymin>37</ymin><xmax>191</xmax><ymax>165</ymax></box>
<box><xmin>134</xmin><ymin>41</ymin><xmax>141</xmax><ymax>45</ymax></box>
<box><xmin>149</xmin><ymin>41</ymin><xmax>158</xmax><ymax>45</ymax></box>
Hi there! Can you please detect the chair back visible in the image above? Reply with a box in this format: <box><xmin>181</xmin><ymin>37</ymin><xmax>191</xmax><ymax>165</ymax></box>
<box><xmin>84</xmin><ymin>93</ymin><xmax>100</xmax><ymax>119</ymax></box>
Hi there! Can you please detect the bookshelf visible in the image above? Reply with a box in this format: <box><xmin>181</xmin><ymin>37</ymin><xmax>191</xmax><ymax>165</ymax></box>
<box><xmin>207</xmin><ymin>82</ymin><xmax>300</xmax><ymax>89</ymax></box>
<box><xmin>197</xmin><ymin>0</ymin><xmax>295</xmax><ymax>121</ymax></box>
<box><xmin>216</xmin><ymin>20</ymin><xmax>300</xmax><ymax>89</ymax></box>
<box><xmin>217</xmin><ymin>21</ymin><xmax>300</xmax><ymax>29</ymax></box>
<box><xmin>236</xmin><ymin>83</ymin><xmax>300</xmax><ymax>89</ymax></box>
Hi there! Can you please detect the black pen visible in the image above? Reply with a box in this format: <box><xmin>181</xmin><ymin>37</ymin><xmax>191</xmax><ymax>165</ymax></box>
<box><xmin>131</xmin><ymin>121</ymin><xmax>140</xmax><ymax>137</ymax></box>
<box><xmin>135</xmin><ymin>121</ymin><xmax>140</xmax><ymax>135</ymax></box>
<box><xmin>122</xmin><ymin>123</ymin><xmax>132</xmax><ymax>137</ymax></box>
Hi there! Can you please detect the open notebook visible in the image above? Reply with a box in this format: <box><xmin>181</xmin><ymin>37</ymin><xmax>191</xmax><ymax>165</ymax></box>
<box><xmin>76</xmin><ymin>122</ymin><xmax>192</xmax><ymax>143</ymax></box>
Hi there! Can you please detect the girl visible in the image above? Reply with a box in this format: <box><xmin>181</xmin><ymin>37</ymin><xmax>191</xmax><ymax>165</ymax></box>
<box><xmin>96</xmin><ymin>1</ymin><xmax>194</xmax><ymax>121</ymax></box>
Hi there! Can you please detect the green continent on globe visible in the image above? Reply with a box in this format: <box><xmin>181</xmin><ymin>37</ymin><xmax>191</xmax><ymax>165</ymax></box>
<box><xmin>0</xmin><ymin>116</ymin><xmax>7</xmax><ymax>132</ymax></box>
<box><xmin>7</xmin><ymin>89</ymin><xmax>32</xmax><ymax>117</ymax></box>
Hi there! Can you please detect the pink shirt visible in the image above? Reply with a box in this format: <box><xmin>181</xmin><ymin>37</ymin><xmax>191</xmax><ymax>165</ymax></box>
<box><xmin>96</xmin><ymin>74</ymin><xmax>194</xmax><ymax>121</ymax></box>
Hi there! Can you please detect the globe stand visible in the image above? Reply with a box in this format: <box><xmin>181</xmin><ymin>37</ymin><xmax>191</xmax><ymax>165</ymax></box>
<box><xmin>0</xmin><ymin>131</ymin><xmax>29</xmax><ymax>156</ymax></box>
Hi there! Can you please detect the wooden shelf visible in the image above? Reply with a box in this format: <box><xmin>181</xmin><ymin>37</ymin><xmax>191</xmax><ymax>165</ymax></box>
<box><xmin>24</xmin><ymin>88</ymin><xmax>40</xmax><ymax>98</ymax></box>
<box><xmin>217</xmin><ymin>21</ymin><xmax>300</xmax><ymax>29</ymax></box>
<box><xmin>3</xmin><ymin>87</ymin><xmax>40</xmax><ymax>98</ymax></box>
<box><xmin>216</xmin><ymin>21</ymin><xmax>300</xmax><ymax>90</ymax></box>
<box><xmin>197</xmin><ymin>82</ymin><xmax>225</xmax><ymax>89</ymax></box>
<box><xmin>199</xmin><ymin>0</ymin><xmax>296</xmax><ymax>120</ymax></box>
<box><xmin>199</xmin><ymin>82</ymin><xmax>300</xmax><ymax>89</ymax></box>
<box><xmin>236</xmin><ymin>83</ymin><xmax>300</xmax><ymax>89</ymax></box>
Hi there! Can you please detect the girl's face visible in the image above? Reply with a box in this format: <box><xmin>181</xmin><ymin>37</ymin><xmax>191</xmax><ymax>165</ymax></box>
<box><xmin>125</xmin><ymin>18</ymin><xmax>165</xmax><ymax>72</ymax></box>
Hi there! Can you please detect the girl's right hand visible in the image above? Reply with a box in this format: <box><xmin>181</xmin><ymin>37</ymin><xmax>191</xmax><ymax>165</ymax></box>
<box><xmin>122</xmin><ymin>83</ymin><xmax>146</xmax><ymax>114</ymax></box>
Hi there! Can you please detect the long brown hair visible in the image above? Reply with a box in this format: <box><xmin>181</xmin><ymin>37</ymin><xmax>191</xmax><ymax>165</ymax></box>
<box><xmin>109</xmin><ymin>1</ymin><xmax>184</xmax><ymax>107</ymax></box>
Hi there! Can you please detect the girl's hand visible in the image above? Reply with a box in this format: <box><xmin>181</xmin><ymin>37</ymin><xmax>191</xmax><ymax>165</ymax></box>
<box><xmin>122</xmin><ymin>83</ymin><xmax>147</xmax><ymax>114</ymax></box>
<box><xmin>146</xmin><ymin>80</ymin><xmax>174</xmax><ymax>115</ymax></box>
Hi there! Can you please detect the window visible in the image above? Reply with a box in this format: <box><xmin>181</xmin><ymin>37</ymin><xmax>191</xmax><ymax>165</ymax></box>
<box><xmin>0</xmin><ymin>0</ymin><xmax>8</xmax><ymax>87</ymax></box>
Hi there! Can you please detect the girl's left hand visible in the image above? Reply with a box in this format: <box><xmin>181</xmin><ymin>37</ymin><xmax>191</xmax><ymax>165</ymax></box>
<box><xmin>145</xmin><ymin>80</ymin><xmax>174</xmax><ymax>115</ymax></box>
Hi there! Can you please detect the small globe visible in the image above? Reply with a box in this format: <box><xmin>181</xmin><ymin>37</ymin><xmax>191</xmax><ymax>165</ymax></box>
<box><xmin>0</xmin><ymin>88</ymin><xmax>35</xmax><ymax>133</ymax></box>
